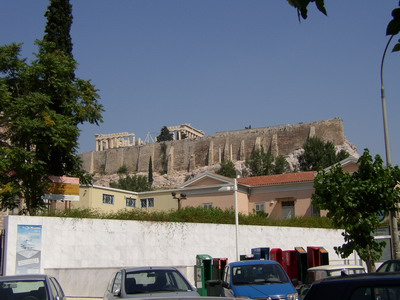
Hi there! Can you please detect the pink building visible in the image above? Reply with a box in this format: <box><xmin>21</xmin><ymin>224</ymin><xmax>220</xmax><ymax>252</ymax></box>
<box><xmin>178</xmin><ymin>157</ymin><xmax>358</xmax><ymax>220</ymax></box>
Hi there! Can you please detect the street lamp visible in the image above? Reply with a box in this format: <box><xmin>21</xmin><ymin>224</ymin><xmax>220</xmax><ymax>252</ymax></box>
<box><xmin>171</xmin><ymin>192</ymin><xmax>187</xmax><ymax>210</ymax></box>
<box><xmin>380</xmin><ymin>34</ymin><xmax>400</xmax><ymax>259</ymax></box>
<box><xmin>219</xmin><ymin>178</ymin><xmax>239</xmax><ymax>261</ymax></box>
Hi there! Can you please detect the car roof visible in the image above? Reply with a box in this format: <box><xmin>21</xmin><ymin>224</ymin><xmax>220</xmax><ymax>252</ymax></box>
<box><xmin>314</xmin><ymin>272</ymin><xmax>400</xmax><ymax>285</ymax></box>
<box><xmin>122</xmin><ymin>266</ymin><xmax>179</xmax><ymax>273</ymax></box>
<box><xmin>228</xmin><ymin>260</ymin><xmax>280</xmax><ymax>266</ymax></box>
<box><xmin>308</xmin><ymin>265</ymin><xmax>365</xmax><ymax>271</ymax></box>
<box><xmin>0</xmin><ymin>274</ymin><xmax>49</xmax><ymax>281</ymax></box>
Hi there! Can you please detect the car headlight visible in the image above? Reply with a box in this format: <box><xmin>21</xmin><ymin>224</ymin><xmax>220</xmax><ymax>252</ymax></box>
<box><xmin>287</xmin><ymin>292</ymin><xmax>299</xmax><ymax>300</ymax></box>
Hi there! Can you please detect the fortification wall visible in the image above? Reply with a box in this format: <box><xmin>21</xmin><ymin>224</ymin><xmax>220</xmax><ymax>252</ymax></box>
<box><xmin>79</xmin><ymin>118</ymin><xmax>346</xmax><ymax>175</ymax></box>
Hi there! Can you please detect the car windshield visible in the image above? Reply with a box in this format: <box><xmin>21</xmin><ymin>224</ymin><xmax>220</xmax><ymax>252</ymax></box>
<box><xmin>0</xmin><ymin>280</ymin><xmax>48</xmax><ymax>300</ymax></box>
<box><xmin>232</xmin><ymin>264</ymin><xmax>289</xmax><ymax>285</ymax></box>
<box><xmin>124</xmin><ymin>269</ymin><xmax>193</xmax><ymax>294</ymax></box>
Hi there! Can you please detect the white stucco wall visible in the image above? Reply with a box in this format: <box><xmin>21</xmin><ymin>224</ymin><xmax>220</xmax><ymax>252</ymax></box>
<box><xmin>2</xmin><ymin>215</ymin><xmax>358</xmax><ymax>297</ymax></box>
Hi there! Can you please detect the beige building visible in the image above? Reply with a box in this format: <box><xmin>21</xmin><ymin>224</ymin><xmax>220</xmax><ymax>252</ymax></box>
<box><xmin>73</xmin><ymin>185</ymin><xmax>179</xmax><ymax>213</ymax></box>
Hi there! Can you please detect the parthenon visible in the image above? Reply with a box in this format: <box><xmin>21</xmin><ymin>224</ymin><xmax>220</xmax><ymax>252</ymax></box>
<box><xmin>95</xmin><ymin>132</ymin><xmax>135</xmax><ymax>151</ymax></box>
<box><xmin>167</xmin><ymin>123</ymin><xmax>205</xmax><ymax>140</ymax></box>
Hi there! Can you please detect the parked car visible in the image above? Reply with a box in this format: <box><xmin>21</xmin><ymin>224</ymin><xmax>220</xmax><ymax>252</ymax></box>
<box><xmin>0</xmin><ymin>273</ymin><xmax>66</xmax><ymax>300</ymax></box>
<box><xmin>207</xmin><ymin>260</ymin><xmax>298</xmax><ymax>300</ymax></box>
<box><xmin>103</xmin><ymin>267</ymin><xmax>199</xmax><ymax>299</ymax></box>
<box><xmin>303</xmin><ymin>272</ymin><xmax>400</xmax><ymax>300</ymax></box>
<box><xmin>377</xmin><ymin>259</ymin><xmax>400</xmax><ymax>273</ymax></box>
<box><xmin>298</xmin><ymin>264</ymin><xmax>366</xmax><ymax>297</ymax></box>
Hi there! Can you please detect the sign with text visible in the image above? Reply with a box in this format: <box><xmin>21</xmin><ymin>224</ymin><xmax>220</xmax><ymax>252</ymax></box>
<box><xmin>43</xmin><ymin>176</ymin><xmax>80</xmax><ymax>201</ymax></box>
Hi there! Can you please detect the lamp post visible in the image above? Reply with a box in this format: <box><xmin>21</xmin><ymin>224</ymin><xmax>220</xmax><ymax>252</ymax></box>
<box><xmin>380</xmin><ymin>35</ymin><xmax>400</xmax><ymax>259</ymax></box>
<box><xmin>171</xmin><ymin>192</ymin><xmax>187</xmax><ymax>210</ymax></box>
<box><xmin>219</xmin><ymin>178</ymin><xmax>239</xmax><ymax>261</ymax></box>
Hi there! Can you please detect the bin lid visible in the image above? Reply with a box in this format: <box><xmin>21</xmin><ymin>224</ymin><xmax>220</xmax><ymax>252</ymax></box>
<box><xmin>196</xmin><ymin>254</ymin><xmax>212</xmax><ymax>261</ymax></box>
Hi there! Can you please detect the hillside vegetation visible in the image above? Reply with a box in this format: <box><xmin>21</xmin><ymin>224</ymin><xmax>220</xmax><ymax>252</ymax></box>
<box><xmin>44</xmin><ymin>207</ymin><xmax>337</xmax><ymax>229</ymax></box>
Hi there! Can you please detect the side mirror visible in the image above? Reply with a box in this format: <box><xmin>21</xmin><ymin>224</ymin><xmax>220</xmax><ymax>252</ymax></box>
<box><xmin>221</xmin><ymin>281</ymin><xmax>230</xmax><ymax>289</ymax></box>
<box><xmin>291</xmin><ymin>279</ymin><xmax>299</xmax><ymax>287</ymax></box>
<box><xmin>205</xmin><ymin>280</ymin><xmax>223</xmax><ymax>287</ymax></box>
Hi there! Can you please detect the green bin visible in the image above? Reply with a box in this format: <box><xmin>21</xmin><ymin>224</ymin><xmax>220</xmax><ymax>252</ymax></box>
<box><xmin>194</xmin><ymin>254</ymin><xmax>212</xmax><ymax>296</ymax></box>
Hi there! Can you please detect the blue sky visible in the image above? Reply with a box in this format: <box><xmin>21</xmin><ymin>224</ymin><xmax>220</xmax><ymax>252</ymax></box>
<box><xmin>2</xmin><ymin>1</ymin><xmax>400</xmax><ymax>165</ymax></box>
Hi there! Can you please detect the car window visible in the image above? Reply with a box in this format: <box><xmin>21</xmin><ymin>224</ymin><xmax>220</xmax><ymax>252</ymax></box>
<box><xmin>350</xmin><ymin>286</ymin><xmax>400</xmax><ymax>300</ymax></box>
<box><xmin>48</xmin><ymin>278</ymin><xmax>59</xmax><ymax>297</ymax></box>
<box><xmin>0</xmin><ymin>280</ymin><xmax>47</xmax><ymax>298</ymax></box>
<box><xmin>112</xmin><ymin>272</ymin><xmax>122</xmax><ymax>293</ymax></box>
<box><xmin>387</xmin><ymin>262</ymin><xmax>400</xmax><ymax>272</ymax></box>
<box><xmin>232</xmin><ymin>264</ymin><xmax>289</xmax><ymax>285</ymax></box>
<box><xmin>224</xmin><ymin>265</ymin><xmax>230</xmax><ymax>283</ymax></box>
<box><xmin>50</xmin><ymin>277</ymin><xmax>65</xmax><ymax>297</ymax></box>
<box><xmin>124</xmin><ymin>269</ymin><xmax>192</xmax><ymax>294</ymax></box>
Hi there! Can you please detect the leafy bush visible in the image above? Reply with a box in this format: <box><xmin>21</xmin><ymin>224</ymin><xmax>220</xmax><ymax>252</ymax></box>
<box><xmin>43</xmin><ymin>207</ymin><xmax>336</xmax><ymax>228</ymax></box>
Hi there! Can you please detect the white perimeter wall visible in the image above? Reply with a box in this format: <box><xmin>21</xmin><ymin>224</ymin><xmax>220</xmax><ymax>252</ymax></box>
<box><xmin>3</xmin><ymin>216</ymin><xmax>359</xmax><ymax>297</ymax></box>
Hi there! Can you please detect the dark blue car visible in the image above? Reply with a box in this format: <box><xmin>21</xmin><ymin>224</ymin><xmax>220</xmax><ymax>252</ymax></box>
<box><xmin>304</xmin><ymin>272</ymin><xmax>400</xmax><ymax>300</ymax></box>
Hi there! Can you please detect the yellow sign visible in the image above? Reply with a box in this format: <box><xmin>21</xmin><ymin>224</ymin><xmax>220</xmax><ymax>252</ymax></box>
<box><xmin>44</xmin><ymin>176</ymin><xmax>80</xmax><ymax>201</ymax></box>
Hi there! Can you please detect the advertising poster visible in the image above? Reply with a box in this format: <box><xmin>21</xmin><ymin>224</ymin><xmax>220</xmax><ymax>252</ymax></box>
<box><xmin>16</xmin><ymin>225</ymin><xmax>42</xmax><ymax>274</ymax></box>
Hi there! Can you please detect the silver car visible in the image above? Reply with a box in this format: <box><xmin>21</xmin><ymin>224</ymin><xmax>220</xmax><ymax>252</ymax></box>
<box><xmin>103</xmin><ymin>267</ymin><xmax>199</xmax><ymax>299</ymax></box>
<box><xmin>0</xmin><ymin>273</ymin><xmax>66</xmax><ymax>300</ymax></box>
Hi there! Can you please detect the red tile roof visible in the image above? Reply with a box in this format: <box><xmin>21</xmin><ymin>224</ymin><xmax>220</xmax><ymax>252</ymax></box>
<box><xmin>238</xmin><ymin>171</ymin><xmax>316</xmax><ymax>186</ymax></box>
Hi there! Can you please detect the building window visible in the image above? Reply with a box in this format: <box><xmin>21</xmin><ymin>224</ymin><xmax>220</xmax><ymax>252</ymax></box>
<box><xmin>141</xmin><ymin>198</ymin><xmax>154</xmax><ymax>208</ymax></box>
<box><xmin>126</xmin><ymin>197</ymin><xmax>136</xmax><ymax>208</ymax></box>
<box><xmin>282</xmin><ymin>201</ymin><xmax>295</xmax><ymax>219</ymax></box>
<box><xmin>203</xmin><ymin>203</ymin><xmax>213</xmax><ymax>209</ymax></box>
<box><xmin>311</xmin><ymin>205</ymin><xmax>320</xmax><ymax>217</ymax></box>
<box><xmin>103</xmin><ymin>194</ymin><xmax>114</xmax><ymax>205</ymax></box>
<box><xmin>255</xmin><ymin>203</ymin><xmax>265</xmax><ymax>212</ymax></box>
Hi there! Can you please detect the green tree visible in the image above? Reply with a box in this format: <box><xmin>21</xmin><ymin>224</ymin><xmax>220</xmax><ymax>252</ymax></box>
<box><xmin>156</xmin><ymin>126</ymin><xmax>173</xmax><ymax>142</ymax></box>
<box><xmin>298</xmin><ymin>137</ymin><xmax>349</xmax><ymax>171</ymax></box>
<box><xmin>274</xmin><ymin>155</ymin><xmax>289</xmax><ymax>174</ymax></box>
<box><xmin>148</xmin><ymin>156</ymin><xmax>154</xmax><ymax>185</ymax></box>
<box><xmin>0</xmin><ymin>1</ymin><xmax>103</xmax><ymax>214</ymax></box>
<box><xmin>117</xmin><ymin>165</ymin><xmax>128</xmax><ymax>175</ymax></box>
<box><xmin>312</xmin><ymin>149</ymin><xmax>400</xmax><ymax>272</ymax></box>
<box><xmin>216</xmin><ymin>160</ymin><xmax>236</xmax><ymax>178</ymax></box>
<box><xmin>44</xmin><ymin>0</ymin><xmax>74</xmax><ymax>58</ymax></box>
<box><xmin>287</xmin><ymin>0</ymin><xmax>327</xmax><ymax>20</ymax></box>
<box><xmin>386</xmin><ymin>6</ymin><xmax>400</xmax><ymax>52</ymax></box>
<box><xmin>110</xmin><ymin>175</ymin><xmax>152</xmax><ymax>192</ymax></box>
<box><xmin>245</xmin><ymin>147</ymin><xmax>288</xmax><ymax>176</ymax></box>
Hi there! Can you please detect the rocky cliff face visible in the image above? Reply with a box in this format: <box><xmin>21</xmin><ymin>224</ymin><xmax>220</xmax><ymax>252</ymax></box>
<box><xmin>80</xmin><ymin>118</ymin><xmax>351</xmax><ymax>179</ymax></box>
<box><xmin>92</xmin><ymin>139</ymin><xmax>359</xmax><ymax>190</ymax></box>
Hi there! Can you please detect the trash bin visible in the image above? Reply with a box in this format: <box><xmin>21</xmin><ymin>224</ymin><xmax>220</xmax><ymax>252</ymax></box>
<box><xmin>295</xmin><ymin>247</ymin><xmax>308</xmax><ymax>284</ymax></box>
<box><xmin>283</xmin><ymin>250</ymin><xmax>299</xmax><ymax>281</ymax></box>
<box><xmin>270</xmin><ymin>248</ymin><xmax>283</xmax><ymax>266</ymax></box>
<box><xmin>212</xmin><ymin>257</ymin><xmax>228</xmax><ymax>280</ymax></box>
<box><xmin>194</xmin><ymin>254</ymin><xmax>212</xmax><ymax>296</ymax></box>
<box><xmin>320</xmin><ymin>247</ymin><xmax>329</xmax><ymax>265</ymax></box>
<box><xmin>251</xmin><ymin>247</ymin><xmax>270</xmax><ymax>260</ymax></box>
<box><xmin>307</xmin><ymin>247</ymin><xmax>322</xmax><ymax>268</ymax></box>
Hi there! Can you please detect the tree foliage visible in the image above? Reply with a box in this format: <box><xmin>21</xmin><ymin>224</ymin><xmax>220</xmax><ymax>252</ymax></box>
<box><xmin>157</xmin><ymin>126</ymin><xmax>173</xmax><ymax>142</ymax></box>
<box><xmin>148</xmin><ymin>156</ymin><xmax>154</xmax><ymax>185</ymax></box>
<box><xmin>245</xmin><ymin>147</ymin><xmax>289</xmax><ymax>176</ymax></box>
<box><xmin>312</xmin><ymin>149</ymin><xmax>400</xmax><ymax>272</ymax></box>
<box><xmin>44</xmin><ymin>0</ymin><xmax>74</xmax><ymax>58</ymax></box>
<box><xmin>216</xmin><ymin>160</ymin><xmax>237</xmax><ymax>178</ymax></box>
<box><xmin>386</xmin><ymin>6</ymin><xmax>400</xmax><ymax>52</ymax></box>
<box><xmin>0</xmin><ymin>0</ymin><xmax>103</xmax><ymax>214</ymax></box>
<box><xmin>110</xmin><ymin>175</ymin><xmax>152</xmax><ymax>192</ymax></box>
<box><xmin>286</xmin><ymin>0</ymin><xmax>327</xmax><ymax>20</ymax></box>
<box><xmin>298</xmin><ymin>137</ymin><xmax>349</xmax><ymax>171</ymax></box>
